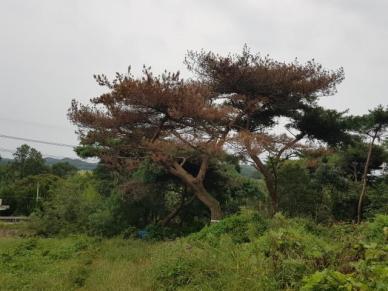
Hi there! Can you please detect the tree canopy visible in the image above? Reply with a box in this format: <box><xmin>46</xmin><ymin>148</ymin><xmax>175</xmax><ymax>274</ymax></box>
<box><xmin>67</xmin><ymin>47</ymin><xmax>386</xmax><ymax>222</ymax></box>
<box><xmin>185</xmin><ymin>47</ymin><xmax>347</xmax><ymax>212</ymax></box>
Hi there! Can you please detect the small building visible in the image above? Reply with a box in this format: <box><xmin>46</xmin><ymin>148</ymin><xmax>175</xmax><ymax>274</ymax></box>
<box><xmin>0</xmin><ymin>199</ymin><xmax>10</xmax><ymax>211</ymax></box>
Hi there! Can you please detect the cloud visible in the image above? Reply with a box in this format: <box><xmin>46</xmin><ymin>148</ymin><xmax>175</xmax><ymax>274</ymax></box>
<box><xmin>0</xmin><ymin>0</ymin><xmax>387</xmax><ymax>158</ymax></box>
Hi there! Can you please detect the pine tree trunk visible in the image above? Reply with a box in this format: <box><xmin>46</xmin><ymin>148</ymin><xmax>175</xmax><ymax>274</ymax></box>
<box><xmin>191</xmin><ymin>181</ymin><xmax>222</xmax><ymax>222</ymax></box>
<box><xmin>260</xmin><ymin>170</ymin><xmax>278</xmax><ymax>215</ymax></box>
<box><xmin>166</xmin><ymin>158</ymin><xmax>223</xmax><ymax>222</ymax></box>
<box><xmin>267</xmin><ymin>182</ymin><xmax>278</xmax><ymax>215</ymax></box>
<box><xmin>357</xmin><ymin>137</ymin><xmax>376</xmax><ymax>224</ymax></box>
<box><xmin>249</xmin><ymin>153</ymin><xmax>278</xmax><ymax>215</ymax></box>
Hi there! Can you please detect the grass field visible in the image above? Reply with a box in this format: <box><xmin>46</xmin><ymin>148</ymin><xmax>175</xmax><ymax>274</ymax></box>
<box><xmin>0</xmin><ymin>233</ymin><xmax>162</xmax><ymax>291</ymax></box>
<box><xmin>1</xmin><ymin>213</ymin><xmax>387</xmax><ymax>291</ymax></box>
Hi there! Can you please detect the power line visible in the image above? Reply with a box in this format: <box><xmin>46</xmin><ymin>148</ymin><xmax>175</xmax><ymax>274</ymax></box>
<box><xmin>0</xmin><ymin>147</ymin><xmax>14</xmax><ymax>154</ymax></box>
<box><xmin>0</xmin><ymin>147</ymin><xmax>93</xmax><ymax>161</ymax></box>
<box><xmin>0</xmin><ymin>135</ymin><xmax>98</xmax><ymax>162</ymax></box>
<box><xmin>0</xmin><ymin>146</ymin><xmax>66</xmax><ymax>159</ymax></box>
<box><xmin>0</xmin><ymin>134</ymin><xmax>76</xmax><ymax>148</ymax></box>
<box><xmin>0</xmin><ymin>117</ymin><xmax>69</xmax><ymax>130</ymax></box>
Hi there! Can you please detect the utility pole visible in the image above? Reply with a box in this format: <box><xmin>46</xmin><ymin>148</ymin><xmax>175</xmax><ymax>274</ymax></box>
<box><xmin>36</xmin><ymin>181</ymin><xmax>40</xmax><ymax>202</ymax></box>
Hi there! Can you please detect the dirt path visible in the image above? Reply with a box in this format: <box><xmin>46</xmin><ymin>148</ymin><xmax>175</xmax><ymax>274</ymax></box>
<box><xmin>0</xmin><ymin>228</ymin><xmax>20</xmax><ymax>237</ymax></box>
<box><xmin>0</xmin><ymin>222</ymin><xmax>31</xmax><ymax>237</ymax></box>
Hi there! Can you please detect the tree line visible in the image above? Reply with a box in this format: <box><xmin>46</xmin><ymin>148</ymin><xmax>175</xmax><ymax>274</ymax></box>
<box><xmin>68</xmin><ymin>47</ymin><xmax>387</xmax><ymax>224</ymax></box>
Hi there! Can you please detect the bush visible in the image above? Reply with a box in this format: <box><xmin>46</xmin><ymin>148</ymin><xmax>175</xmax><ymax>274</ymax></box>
<box><xmin>301</xmin><ymin>270</ymin><xmax>366</xmax><ymax>290</ymax></box>
<box><xmin>302</xmin><ymin>241</ymin><xmax>388</xmax><ymax>291</ymax></box>
<box><xmin>148</xmin><ymin>215</ymin><xmax>388</xmax><ymax>290</ymax></box>
<box><xmin>150</xmin><ymin>236</ymin><xmax>271</xmax><ymax>291</ymax></box>
<box><xmin>148</xmin><ymin>212</ymin><xmax>340</xmax><ymax>290</ymax></box>
<box><xmin>0</xmin><ymin>236</ymin><xmax>98</xmax><ymax>290</ymax></box>
<box><xmin>363</xmin><ymin>214</ymin><xmax>388</xmax><ymax>244</ymax></box>
<box><xmin>3</xmin><ymin>213</ymin><xmax>388</xmax><ymax>290</ymax></box>
<box><xmin>189</xmin><ymin>210</ymin><xmax>268</xmax><ymax>244</ymax></box>
<box><xmin>250</xmin><ymin>214</ymin><xmax>335</xmax><ymax>289</ymax></box>
<box><xmin>30</xmin><ymin>174</ymin><xmax>103</xmax><ymax>236</ymax></box>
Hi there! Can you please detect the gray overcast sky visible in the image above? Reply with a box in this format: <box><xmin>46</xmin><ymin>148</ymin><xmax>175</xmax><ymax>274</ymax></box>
<box><xmin>0</xmin><ymin>0</ymin><xmax>387</xmax><ymax>159</ymax></box>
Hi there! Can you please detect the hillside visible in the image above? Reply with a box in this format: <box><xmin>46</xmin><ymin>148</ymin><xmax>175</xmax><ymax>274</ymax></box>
<box><xmin>44</xmin><ymin>157</ymin><xmax>97</xmax><ymax>170</ymax></box>
<box><xmin>239</xmin><ymin>164</ymin><xmax>262</xmax><ymax>179</ymax></box>
<box><xmin>0</xmin><ymin>157</ymin><xmax>97</xmax><ymax>171</ymax></box>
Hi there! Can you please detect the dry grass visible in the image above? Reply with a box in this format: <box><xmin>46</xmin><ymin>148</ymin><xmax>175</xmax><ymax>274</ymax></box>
<box><xmin>0</xmin><ymin>234</ymin><xmax>161</xmax><ymax>291</ymax></box>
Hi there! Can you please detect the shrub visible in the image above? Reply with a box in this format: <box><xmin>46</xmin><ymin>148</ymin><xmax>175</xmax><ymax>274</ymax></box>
<box><xmin>189</xmin><ymin>210</ymin><xmax>268</xmax><ymax>244</ymax></box>
<box><xmin>250</xmin><ymin>214</ymin><xmax>335</xmax><ymax>289</ymax></box>
<box><xmin>148</xmin><ymin>212</ymin><xmax>340</xmax><ymax>290</ymax></box>
<box><xmin>30</xmin><ymin>174</ymin><xmax>103</xmax><ymax>236</ymax></box>
<box><xmin>363</xmin><ymin>214</ymin><xmax>388</xmax><ymax>244</ymax></box>
<box><xmin>0</xmin><ymin>236</ymin><xmax>98</xmax><ymax>290</ymax></box>
<box><xmin>301</xmin><ymin>270</ymin><xmax>366</xmax><ymax>290</ymax></box>
<box><xmin>150</xmin><ymin>236</ymin><xmax>271</xmax><ymax>291</ymax></box>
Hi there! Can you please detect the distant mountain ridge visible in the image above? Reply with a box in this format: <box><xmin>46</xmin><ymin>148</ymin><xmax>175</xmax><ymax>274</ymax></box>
<box><xmin>239</xmin><ymin>164</ymin><xmax>262</xmax><ymax>179</ymax></box>
<box><xmin>44</xmin><ymin>157</ymin><xmax>97</xmax><ymax>170</ymax></box>
<box><xmin>0</xmin><ymin>157</ymin><xmax>97</xmax><ymax>170</ymax></box>
<box><xmin>0</xmin><ymin>158</ymin><xmax>13</xmax><ymax>165</ymax></box>
<box><xmin>1</xmin><ymin>156</ymin><xmax>256</xmax><ymax>175</ymax></box>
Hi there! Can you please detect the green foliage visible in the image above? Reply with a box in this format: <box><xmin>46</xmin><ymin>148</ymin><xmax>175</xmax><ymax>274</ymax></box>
<box><xmin>206</xmin><ymin>163</ymin><xmax>264</xmax><ymax>214</ymax></box>
<box><xmin>277</xmin><ymin>160</ymin><xmax>347</xmax><ymax>222</ymax></box>
<box><xmin>278</xmin><ymin>162</ymin><xmax>319</xmax><ymax>218</ymax></box>
<box><xmin>142</xmin><ymin>224</ymin><xmax>182</xmax><ymax>240</ymax></box>
<box><xmin>352</xmin><ymin>243</ymin><xmax>388</xmax><ymax>290</ymax></box>
<box><xmin>0</xmin><ymin>236</ymin><xmax>98</xmax><ymax>290</ymax></box>
<box><xmin>364</xmin><ymin>181</ymin><xmax>388</xmax><ymax>218</ymax></box>
<box><xmin>1</xmin><ymin>174</ymin><xmax>60</xmax><ymax>215</ymax></box>
<box><xmin>10</xmin><ymin>144</ymin><xmax>48</xmax><ymax>178</ymax></box>
<box><xmin>348</xmin><ymin>105</ymin><xmax>388</xmax><ymax>136</ymax></box>
<box><xmin>1</xmin><ymin>214</ymin><xmax>387</xmax><ymax>290</ymax></box>
<box><xmin>150</xmin><ymin>236</ymin><xmax>271</xmax><ymax>291</ymax></box>
<box><xmin>0</xmin><ymin>145</ymin><xmax>84</xmax><ymax>216</ymax></box>
<box><xmin>363</xmin><ymin>214</ymin><xmax>388</xmax><ymax>244</ymax></box>
<box><xmin>295</xmin><ymin>106</ymin><xmax>351</xmax><ymax>146</ymax></box>
<box><xmin>276</xmin><ymin>148</ymin><xmax>388</xmax><ymax>222</ymax></box>
<box><xmin>50</xmin><ymin>162</ymin><xmax>78</xmax><ymax>178</ymax></box>
<box><xmin>30</xmin><ymin>167</ymin><xmax>184</xmax><ymax>237</ymax></box>
<box><xmin>253</xmin><ymin>214</ymin><xmax>335</xmax><ymax>289</ymax></box>
<box><xmin>30</xmin><ymin>173</ymin><xmax>103</xmax><ymax>236</ymax></box>
<box><xmin>302</xmin><ymin>215</ymin><xmax>388</xmax><ymax>291</ymax></box>
<box><xmin>189</xmin><ymin>210</ymin><xmax>268</xmax><ymax>244</ymax></box>
<box><xmin>301</xmin><ymin>270</ymin><xmax>366</xmax><ymax>290</ymax></box>
<box><xmin>146</xmin><ymin>213</ymin><xmax>388</xmax><ymax>290</ymax></box>
<box><xmin>338</xmin><ymin>141</ymin><xmax>387</xmax><ymax>180</ymax></box>
<box><xmin>131</xmin><ymin>159</ymin><xmax>166</xmax><ymax>183</ymax></box>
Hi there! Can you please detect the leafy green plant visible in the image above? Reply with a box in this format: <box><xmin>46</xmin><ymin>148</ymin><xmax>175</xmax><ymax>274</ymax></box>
<box><xmin>189</xmin><ymin>210</ymin><xmax>268</xmax><ymax>244</ymax></box>
<box><xmin>301</xmin><ymin>270</ymin><xmax>366</xmax><ymax>290</ymax></box>
<box><xmin>363</xmin><ymin>214</ymin><xmax>388</xmax><ymax>244</ymax></box>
